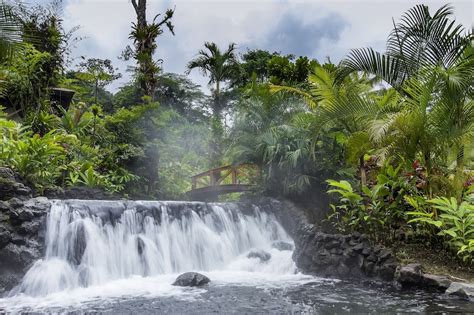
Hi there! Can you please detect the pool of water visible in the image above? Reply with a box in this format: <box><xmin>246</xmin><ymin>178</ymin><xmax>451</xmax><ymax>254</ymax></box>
<box><xmin>1</xmin><ymin>271</ymin><xmax>472</xmax><ymax>313</ymax></box>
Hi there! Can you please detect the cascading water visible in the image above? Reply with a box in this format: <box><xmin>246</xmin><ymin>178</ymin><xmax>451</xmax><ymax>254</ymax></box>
<box><xmin>2</xmin><ymin>200</ymin><xmax>467</xmax><ymax>313</ymax></box>
<box><xmin>12</xmin><ymin>199</ymin><xmax>297</xmax><ymax>297</ymax></box>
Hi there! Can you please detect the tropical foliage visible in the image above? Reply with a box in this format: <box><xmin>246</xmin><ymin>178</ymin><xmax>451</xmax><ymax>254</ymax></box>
<box><xmin>0</xmin><ymin>1</ymin><xmax>472</xmax><ymax>262</ymax></box>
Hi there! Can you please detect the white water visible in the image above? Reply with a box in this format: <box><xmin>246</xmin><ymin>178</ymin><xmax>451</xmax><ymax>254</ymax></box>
<box><xmin>0</xmin><ymin>200</ymin><xmax>315</xmax><ymax>311</ymax></box>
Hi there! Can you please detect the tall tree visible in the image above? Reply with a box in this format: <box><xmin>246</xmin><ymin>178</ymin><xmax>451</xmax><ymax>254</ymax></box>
<box><xmin>186</xmin><ymin>42</ymin><xmax>238</xmax><ymax>165</ymax></box>
<box><xmin>126</xmin><ymin>0</ymin><xmax>174</xmax><ymax>99</ymax></box>
<box><xmin>76</xmin><ymin>58</ymin><xmax>121</xmax><ymax>105</ymax></box>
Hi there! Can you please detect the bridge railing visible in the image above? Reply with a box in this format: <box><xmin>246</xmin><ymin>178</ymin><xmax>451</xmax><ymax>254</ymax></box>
<box><xmin>191</xmin><ymin>164</ymin><xmax>259</xmax><ymax>190</ymax></box>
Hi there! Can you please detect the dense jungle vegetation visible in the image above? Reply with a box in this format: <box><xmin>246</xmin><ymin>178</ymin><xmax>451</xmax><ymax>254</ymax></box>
<box><xmin>0</xmin><ymin>1</ymin><xmax>473</xmax><ymax>263</ymax></box>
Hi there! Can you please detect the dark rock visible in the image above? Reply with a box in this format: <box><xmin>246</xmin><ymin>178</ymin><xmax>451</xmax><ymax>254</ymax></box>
<box><xmin>336</xmin><ymin>263</ymin><xmax>350</xmax><ymax>276</ymax></box>
<box><xmin>8</xmin><ymin>197</ymin><xmax>24</xmax><ymax>209</ymax></box>
<box><xmin>172</xmin><ymin>272</ymin><xmax>210</xmax><ymax>287</ymax></box>
<box><xmin>46</xmin><ymin>186</ymin><xmax>117</xmax><ymax>200</ymax></box>
<box><xmin>137</xmin><ymin>236</ymin><xmax>145</xmax><ymax>255</ymax></box>
<box><xmin>445</xmin><ymin>282</ymin><xmax>474</xmax><ymax>300</ymax></box>
<box><xmin>0</xmin><ymin>200</ymin><xmax>10</xmax><ymax>211</ymax></box>
<box><xmin>247</xmin><ymin>249</ymin><xmax>271</xmax><ymax>262</ymax></box>
<box><xmin>0</xmin><ymin>167</ymin><xmax>16</xmax><ymax>180</ymax></box>
<box><xmin>0</xmin><ymin>227</ymin><xmax>11</xmax><ymax>248</ymax></box>
<box><xmin>395</xmin><ymin>264</ymin><xmax>423</xmax><ymax>286</ymax></box>
<box><xmin>271</xmin><ymin>241</ymin><xmax>293</xmax><ymax>251</ymax></box>
<box><xmin>18</xmin><ymin>221</ymin><xmax>41</xmax><ymax>235</ymax></box>
<box><xmin>67</xmin><ymin>222</ymin><xmax>87</xmax><ymax>265</ymax></box>
<box><xmin>422</xmin><ymin>274</ymin><xmax>452</xmax><ymax>291</ymax></box>
<box><xmin>250</xmin><ymin>198</ymin><xmax>400</xmax><ymax>282</ymax></box>
<box><xmin>324</xmin><ymin>240</ymin><xmax>341</xmax><ymax>250</ymax></box>
<box><xmin>10</xmin><ymin>234</ymin><xmax>27</xmax><ymax>245</ymax></box>
<box><xmin>0</xmin><ymin>167</ymin><xmax>32</xmax><ymax>201</ymax></box>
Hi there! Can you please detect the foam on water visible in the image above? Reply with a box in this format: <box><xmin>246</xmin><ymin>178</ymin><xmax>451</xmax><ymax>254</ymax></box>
<box><xmin>0</xmin><ymin>199</ymin><xmax>314</xmax><ymax>312</ymax></box>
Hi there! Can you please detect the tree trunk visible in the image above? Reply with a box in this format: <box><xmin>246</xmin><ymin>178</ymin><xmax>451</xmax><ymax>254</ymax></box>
<box><xmin>94</xmin><ymin>79</ymin><xmax>98</xmax><ymax>104</ymax></box>
<box><xmin>359</xmin><ymin>155</ymin><xmax>367</xmax><ymax>187</ymax></box>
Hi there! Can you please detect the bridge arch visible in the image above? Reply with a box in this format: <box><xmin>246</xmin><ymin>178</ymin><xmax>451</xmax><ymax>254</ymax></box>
<box><xmin>187</xmin><ymin>164</ymin><xmax>259</xmax><ymax>201</ymax></box>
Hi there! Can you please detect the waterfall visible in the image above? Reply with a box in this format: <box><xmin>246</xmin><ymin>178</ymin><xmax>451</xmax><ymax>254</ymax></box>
<box><xmin>14</xmin><ymin>200</ymin><xmax>295</xmax><ymax>297</ymax></box>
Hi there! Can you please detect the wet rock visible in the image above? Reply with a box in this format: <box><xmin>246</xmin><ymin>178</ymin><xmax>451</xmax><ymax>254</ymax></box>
<box><xmin>422</xmin><ymin>274</ymin><xmax>452</xmax><ymax>291</ymax></box>
<box><xmin>247</xmin><ymin>250</ymin><xmax>271</xmax><ymax>262</ymax></box>
<box><xmin>137</xmin><ymin>236</ymin><xmax>145</xmax><ymax>255</ymax></box>
<box><xmin>0</xmin><ymin>200</ymin><xmax>10</xmax><ymax>211</ymax></box>
<box><xmin>172</xmin><ymin>272</ymin><xmax>210</xmax><ymax>287</ymax></box>
<box><xmin>395</xmin><ymin>264</ymin><xmax>423</xmax><ymax>285</ymax></box>
<box><xmin>271</xmin><ymin>241</ymin><xmax>293</xmax><ymax>251</ymax></box>
<box><xmin>445</xmin><ymin>282</ymin><xmax>474</xmax><ymax>300</ymax></box>
<box><xmin>18</xmin><ymin>221</ymin><xmax>41</xmax><ymax>235</ymax></box>
<box><xmin>67</xmin><ymin>222</ymin><xmax>87</xmax><ymax>265</ymax></box>
<box><xmin>8</xmin><ymin>197</ymin><xmax>24</xmax><ymax>209</ymax></box>
<box><xmin>0</xmin><ymin>227</ymin><xmax>11</xmax><ymax>249</ymax></box>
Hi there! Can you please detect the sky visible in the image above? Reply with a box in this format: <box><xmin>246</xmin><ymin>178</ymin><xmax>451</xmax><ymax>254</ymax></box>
<box><xmin>31</xmin><ymin>0</ymin><xmax>474</xmax><ymax>94</ymax></box>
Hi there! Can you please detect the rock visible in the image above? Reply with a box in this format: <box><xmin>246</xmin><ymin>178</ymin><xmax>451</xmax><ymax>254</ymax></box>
<box><xmin>18</xmin><ymin>221</ymin><xmax>41</xmax><ymax>236</ymax></box>
<box><xmin>67</xmin><ymin>222</ymin><xmax>87</xmax><ymax>265</ymax></box>
<box><xmin>0</xmin><ymin>200</ymin><xmax>10</xmax><ymax>211</ymax></box>
<box><xmin>0</xmin><ymin>227</ymin><xmax>11</xmax><ymax>249</ymax></box>
<box><xmin>271</xmin><ymin>241</ymin><xmax>294</xmax><ymax>251</ymax></box>
<box><xmin>45</xmin><ymin>186</ymin><xmax>116</xmax><ymax>200</ymax></box>
<box><xmin>172</xmin><ymin>272</ymin><xmax>210</xmax><ymax>287</ymax></box>
<box><xmin>0</xmin><ymin>167</ymin><xmax>15</xmax><ymax>180</ymax></box>
<box><xmin>394</xmin><ymin>264</ymin><xmax>453</xmax><ymax>292</ymax></box>
<box><xmin>445</xmin><ymin>282</ymin><xmax>474</xmax><ymax>300</ymax></box>
<box><xmin>395</xmin><ymin>263</ymin><xmax>423</xmax><ymax>285</ymax></box>
<box><xmin>422</xmin><ymin>274</ymin><xmax>452</xmax><ymax>291</ymax></box>
<box><xmin>0</xmin><ymin>168</ymin><xmax>32</xmax><ymax>201</ymax></box>
<box><xmin>137</xmin><ymin>236</ymin><xmax>145</xmax><ymax>255</ymax></box>
<box><xmin>247</xmin><ymin>249</ymin><xmax>271</xmax><ymax>262</ymax></box>
<box><xmin>8</xmin><ymin>197</ymin><xmax>24</xmax><ymax>209</ymax></box>
<box><xmin>10</xmin><ymin>234</ymin><xmax>27</xmax><ymax>245</ymax></box>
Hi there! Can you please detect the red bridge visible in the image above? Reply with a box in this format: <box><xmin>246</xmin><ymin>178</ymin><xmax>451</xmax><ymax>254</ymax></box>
<box><xmin>187</xmin><ymin>164</ymin><xmax>259</xmax><ymax>201</ymax></box>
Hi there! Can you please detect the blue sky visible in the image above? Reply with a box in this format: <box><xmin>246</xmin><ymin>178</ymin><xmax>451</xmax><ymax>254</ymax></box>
<box><xmin>31</xmin><ymin>0</ymin><xmax>474</xmax><ymax>93</ymax></box>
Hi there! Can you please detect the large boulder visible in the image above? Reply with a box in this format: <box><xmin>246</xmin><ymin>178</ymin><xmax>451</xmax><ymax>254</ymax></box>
<box><xmin>247</xmin><ymin>249</ymin><xmax>271</xmax><ymax>262</ymax></box>
<box><xmin>395</xmin><ymin>264</ymin><xmax>453</xmax><ymax>292</ymax></box>
<box><xmin>395</xmin><ymin>264</ymin><xmax>423</xmax><ymax>284</ymax></box>
<box><xmin>172</xmin><ymin>272</ymin><xmax>210</xmax><ymax>287</ymax></box>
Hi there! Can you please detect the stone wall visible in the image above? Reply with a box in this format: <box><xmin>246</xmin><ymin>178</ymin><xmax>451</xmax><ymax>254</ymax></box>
<box><xmin>253</xmin><ymin>197</ymin><xmax>398</xmax><ymax>281</ymax></box>
<box><xmin>0</xmin><ymin>168</ymin><xmax>50</xmax><ymax>294</ymax></box>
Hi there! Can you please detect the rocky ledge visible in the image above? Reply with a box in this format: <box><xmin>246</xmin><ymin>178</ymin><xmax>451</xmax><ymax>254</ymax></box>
<box><xmin>396</xmin><ymin>263</ymin><xmax>474</xmax><ymax>301</ymax></box>
<box><xmin>254</xmin><ymin>198</ymin><xmax>397</xmax><ymax>281</ymax></box>
<box><xmin>0</xmin><ymin>168</ymin><xmax>50</xmax><ymax>294</ymax></box>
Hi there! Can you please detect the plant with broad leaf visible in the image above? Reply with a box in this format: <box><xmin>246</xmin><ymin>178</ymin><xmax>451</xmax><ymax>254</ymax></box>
<box><xmin>407</xmin><ymin>195</ymin><xmax>474</xmax><ymax>262</ymax></box>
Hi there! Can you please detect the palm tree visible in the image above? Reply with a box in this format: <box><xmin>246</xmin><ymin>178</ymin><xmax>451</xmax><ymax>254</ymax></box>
<box><xmin>186</xmin><ymin>42</ymin><xmax>238</xmax><ymax>165</ymax></box>
<box><xmin>338</xmin><ymin>4</ymin><xmax>472</xmax><ymax>89</ymax></box>
<box><xmin>0</xmin><ymin>3</ymin><xmax>22</xmax><ymax>64</ymax></box>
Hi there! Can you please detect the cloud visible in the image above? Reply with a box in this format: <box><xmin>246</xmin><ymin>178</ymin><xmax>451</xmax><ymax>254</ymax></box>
<box><xmin>57</xmin><ymin>0</ymin><xmax>473</xmax><ymax>93</ymax></box>
<box><xmin>259</xmin><ymin>12</ymin><xmax>348</xmax><ymax>57</ymax></box>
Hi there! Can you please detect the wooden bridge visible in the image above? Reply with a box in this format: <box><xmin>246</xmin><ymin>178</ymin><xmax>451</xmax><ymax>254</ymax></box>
<box><xmin>187</xmin><ymin>164</ymin><xmax>259</xmax><ymax>201</ymax></box>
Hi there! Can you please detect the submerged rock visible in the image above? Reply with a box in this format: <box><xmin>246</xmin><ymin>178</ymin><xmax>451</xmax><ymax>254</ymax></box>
<box><xmin>172</xmin><ymin>272</ymin><xmax>210</xmax><ymax>287</ymax></box>
<box><xmin>247</xmin><ymin>250</ymin><xmax>271</xmax><ymax>262</ymax></box>
<box><xmin>272</xmin><ymin>241</ymin><xmax>294</xmax><ymax>251</ymax></box>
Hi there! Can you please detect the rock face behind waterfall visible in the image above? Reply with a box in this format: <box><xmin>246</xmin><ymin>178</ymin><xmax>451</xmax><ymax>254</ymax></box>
<box><xmin>254</xmin><ymin>198</ymin><xmax>398</xmax><ymax>281</ymax></box>
<box><xmin>0</xmin><ymin>168</ymin><xmax>50</xmax><ymax>294</ymax></box>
